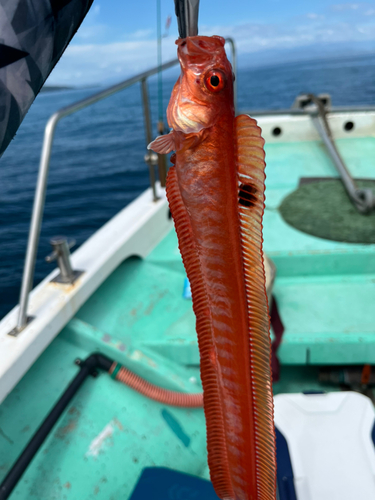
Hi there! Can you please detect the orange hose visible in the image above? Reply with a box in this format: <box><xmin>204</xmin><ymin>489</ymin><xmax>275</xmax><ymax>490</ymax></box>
<box><xmin>109</xmin><ymin>362</ymin><xmax>203</xmax><ymax>407</ymax></box>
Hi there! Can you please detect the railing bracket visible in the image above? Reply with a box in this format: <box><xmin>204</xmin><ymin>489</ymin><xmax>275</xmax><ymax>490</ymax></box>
<box><xmin>7</xmin><ymin>316</ymin><xmax>34</xmax><ymax>337</ymax></box>
<box><xmin>46</xmin><ymin>237</ymin><xmax>83</xmax><ymax>285</ymax></box>
<box><xmin>297</xmin><ymin>93</ymin><xmax>375</xmax><ymax>214</ymax></box>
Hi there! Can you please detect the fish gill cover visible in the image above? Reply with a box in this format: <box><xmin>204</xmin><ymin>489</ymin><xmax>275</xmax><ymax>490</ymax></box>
<box><xmin>0</xmin><ymin>0</ymin><xmax>94</xmax><ymax>158</ymax></box>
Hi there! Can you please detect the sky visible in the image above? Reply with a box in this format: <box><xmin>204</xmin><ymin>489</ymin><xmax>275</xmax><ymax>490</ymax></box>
<box><xmin>47</xmin><ymin>1</ymin><xmax>375</xmax><ymax>86</ymax></box>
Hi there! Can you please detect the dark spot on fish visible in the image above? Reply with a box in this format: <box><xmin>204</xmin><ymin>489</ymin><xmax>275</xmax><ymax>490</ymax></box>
<box><xmin>239</xmin><ymin>199</ymin><xmax>254</xmax><ymax>207</ymax></box>
<box><xmin>239</xmin><ymin>183</ymin><xmax>257</xmax><ymax>207</ymax></box>
<box><xmin>241</xmin><ymin>184</ymin><xmax>257</xmax><ymax>194</ymax></box>
<box><xmin>196</xmin><ymin>79</ymin><xmax>200</xmax><ymax>84</ymax></box>
<box><xmin>170</xmin><ymin>153</ymin><xmax>176</xmax><ymax>164</ymax></box>
<box><xmin>181</xmin><ymin>41</ymin><xmax>186</xmax><ymax>47</ymax></box>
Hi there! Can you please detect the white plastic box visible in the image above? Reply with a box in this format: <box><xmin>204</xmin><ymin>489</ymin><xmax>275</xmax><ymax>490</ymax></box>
<box><xmin>274</xmin><ymin>392</ymin><xmax>375</xmax><ymax>500</ymax></box>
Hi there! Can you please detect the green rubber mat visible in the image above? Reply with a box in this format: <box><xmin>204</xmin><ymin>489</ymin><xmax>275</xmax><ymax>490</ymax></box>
<box><xmin>279</xmin><ymin>180</ymin><xmax>375</xmax><ymax>243</ymax></box>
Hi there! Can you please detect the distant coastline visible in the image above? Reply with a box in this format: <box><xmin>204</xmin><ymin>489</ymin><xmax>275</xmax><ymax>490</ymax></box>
<box><xmin>40</xmin><ymin>85</ymin><xmax>74</xmax><ymax>93</ymax></box>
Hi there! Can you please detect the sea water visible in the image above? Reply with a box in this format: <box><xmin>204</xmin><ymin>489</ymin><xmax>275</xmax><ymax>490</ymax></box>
<box><xmin>1</xmin><ymin>53</ymin><xmax>374</xmax><ymax>319</ymax></box>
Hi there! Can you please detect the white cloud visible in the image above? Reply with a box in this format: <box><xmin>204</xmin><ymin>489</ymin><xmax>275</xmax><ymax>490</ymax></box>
<box><xmin>75</xmin><ymin>24</ymin><xmax>107</xmax><ymax>40</ymax></box>
<box><xmin>200</xmin><ymin>19</ymin><xmax>375</xmax><ymax>54</ymax></box>
<box><xmin>126</xmin><ymin>29</ymin><xmax>153</xmax><ymax>40</ymax></box>
<box><xmin>330</xmin><ymin>2</ymin><xmax>375</xmax><ymax>14</ymax></box>
<box><xmin>331</xmin><ymin>3</ymin><xmax>361</xmax><ymax>11</ymax></box>
<box><xmin>74</xmin><ymin>3</ymin><xmax>106</xmax><ymax>41</ymax></box>
<box><xmin>47</xmin><ymin>11</ymin><xmax>375</xmax><ymax>86</ymax></box>
<box><xmin>47</xmin><ymin>37</ymin><xmax>178</xmax><ymax>85</ymax></box>
<box><xmin>306</xmin><ymin>13</ymin><xmax>325</xmax><ymax>20</ymax></box>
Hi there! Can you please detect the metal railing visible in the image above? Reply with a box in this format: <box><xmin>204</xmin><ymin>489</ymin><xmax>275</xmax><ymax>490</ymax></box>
<box><xmin>293</xmin><ymin>94</ymin><xmax>374</xmax><ymax>213</ymax></box>
<box><xmin>245</xmin><ymin>105</ymin><xmax>375</xmax><ymax>116</ymax></box>
<box><xmin>13</xmin><ymin>39</ymin><xmax>237</xmax><ymax>334</ymax></box>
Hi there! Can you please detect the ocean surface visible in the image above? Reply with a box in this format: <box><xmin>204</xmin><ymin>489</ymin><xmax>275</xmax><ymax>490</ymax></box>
<box><xmin>1</xmin><ymin>53</ymin><xmax>375</xmax><ymax>319</ymax></box>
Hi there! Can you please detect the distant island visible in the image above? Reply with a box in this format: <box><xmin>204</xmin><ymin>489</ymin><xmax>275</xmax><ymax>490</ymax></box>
<box><xmin>40</xmin><ymin>85</ymin><xmax>74</xmax><ymax>93</ymax></box>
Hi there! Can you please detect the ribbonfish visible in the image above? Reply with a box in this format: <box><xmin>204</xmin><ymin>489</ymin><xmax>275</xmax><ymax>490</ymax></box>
<box><xmin>149</xmin><ymin>36</ymin><xmax>276</xmax><ymax>500</ymax></box>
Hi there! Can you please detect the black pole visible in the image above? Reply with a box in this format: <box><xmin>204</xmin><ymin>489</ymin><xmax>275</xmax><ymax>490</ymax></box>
<box><xmin>0</xmin><ymin>353</ymin><xmax>112</xmax><ymax>500</ymax></box>
<box><xmin>174</xmin><ymin>0</ymin><xmax>200</xmax><ymax>39</ymax></box>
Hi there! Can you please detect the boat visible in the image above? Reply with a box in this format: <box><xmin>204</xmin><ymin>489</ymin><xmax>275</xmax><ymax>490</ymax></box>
<box><xmin>1</xmin><ymin>3</ymin><xmax>375</xmax><ymax>500</ymax></box>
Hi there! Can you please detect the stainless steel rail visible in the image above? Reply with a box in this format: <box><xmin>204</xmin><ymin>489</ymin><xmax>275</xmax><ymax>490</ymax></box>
<box><xmin>15</xmin><ymin>58</ymin><xmax>176</xmax><ymax>333</ymax></box>
<box><xmin>225</xmin><ymin>38</ymin><xmax>237</xmax><ymax>112</ymax></box>
<box><xmin>303</xmin><ymin>94</ymin><xmax>374</xmax><ymax>214</ymax></box>
<box><xmin>311</xmin><ymin>115</ymin><xmax>374</xmax><ymax>213</ymax></box>
<box><xmin>14</xmin><ymin>39</ymin><xmax>237</xmax><ymax>334</ymax></box>
<box><xmin>247</xmin><ymin>105</ymin><xmax>375</xmax><ymax>116</ymax></box>
<box><xmin>249</xmin><ymin>97</ymin><xmax>375</xmax><ymax>213</ymax></box>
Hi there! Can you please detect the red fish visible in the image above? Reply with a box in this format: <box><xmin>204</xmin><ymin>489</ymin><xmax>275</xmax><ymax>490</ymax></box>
<box><xmin>149</xmin><ymin>36</ymin><xmax>276</xmax><ymax>500</ymax></box>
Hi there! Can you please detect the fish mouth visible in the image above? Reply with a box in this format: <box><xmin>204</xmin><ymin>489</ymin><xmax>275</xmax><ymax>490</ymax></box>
<box><xmin>176</xmin><ymin>36</ymin><xmax>226</xmax><ymax>68</ymax></box>
<box><xmin>167</xmin><ymin>35</ymin><xmax>233</xmax><ymax>135</ymax></box>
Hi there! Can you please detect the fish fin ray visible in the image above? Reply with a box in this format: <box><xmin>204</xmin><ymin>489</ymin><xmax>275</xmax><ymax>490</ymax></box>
<box><xmin>236</xmin><ymin>114</ymin><xmax>276</xmax><ymax>500</ymax></box>
<box><xmin>166</xmin><ymin>166</ymin><xmax>234</xmax><ymax>500</ymax></box>
<box><xmin>148</xmin><ymin>131</ymin><xmax>175</xmax><ymax>154</ymax></box>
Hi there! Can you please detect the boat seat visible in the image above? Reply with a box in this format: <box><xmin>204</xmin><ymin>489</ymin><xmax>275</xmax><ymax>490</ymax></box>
<box><xmin>275</xmin><ymin>392</ymin><xmax>375</xmax><ymax>500</ymax></box>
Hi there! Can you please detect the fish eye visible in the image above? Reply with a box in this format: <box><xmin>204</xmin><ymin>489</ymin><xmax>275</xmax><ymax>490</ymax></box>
<box><xmin>204</xmin><ymin>70</ymin><xmax>225</xmax><ymax>93</ymax></box>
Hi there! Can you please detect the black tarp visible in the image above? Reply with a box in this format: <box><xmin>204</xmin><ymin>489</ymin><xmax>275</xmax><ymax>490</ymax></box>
<box><xmin>0</xmin><ymin>0</ymin><xmax>94</xmax><ymax>158</ymax></box>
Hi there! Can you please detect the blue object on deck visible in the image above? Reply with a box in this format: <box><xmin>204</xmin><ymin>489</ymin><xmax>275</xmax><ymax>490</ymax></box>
<box><xmin>275</xmin><ymin>427</ymin><xmax>298</xmax><ymax>500</ymax></box>
<box><xmin>129</xmin><ymin>467</ymin><xmax>220</xmax><ymax>499</ymax></box>
<box><xmin>183</xmin><ymin>277</ymin><xmax>192</xmax><ymax>299</ymax></box>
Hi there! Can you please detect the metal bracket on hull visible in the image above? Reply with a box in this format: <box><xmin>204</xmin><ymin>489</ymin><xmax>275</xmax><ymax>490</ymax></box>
<box><xmin>45</xmin><ymin>237</ymin><xmax>83</xmax><ymax>285</ymax></box>
<box><xmin>7</xmin><ymin>316</ymin><xmax>34</xmax><ymax>337</ymax></box>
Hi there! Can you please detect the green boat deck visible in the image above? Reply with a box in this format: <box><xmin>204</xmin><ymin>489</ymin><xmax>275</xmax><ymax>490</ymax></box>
<box><xmin>1</xmin><ymin>135</ymin><xmax>375</xmax><ymax>498</ymax></box>
<box><xmin>265</xmin><ymin>137</ymin><xmax>375</xmax><ymax>364</ymax></box>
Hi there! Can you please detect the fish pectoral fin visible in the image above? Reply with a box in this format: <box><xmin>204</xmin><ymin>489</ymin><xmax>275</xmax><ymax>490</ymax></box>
<box><xmin>148</xmin><ymin>131</ymin><xmax>176</xmax><ymax>154</ymax></box>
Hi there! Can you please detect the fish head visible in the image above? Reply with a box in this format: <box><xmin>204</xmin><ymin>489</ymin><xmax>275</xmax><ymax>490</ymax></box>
<box><xmin>167</xmin><ymin>36</ymin><xmax>234</xmax><ymax>135</ymax></box>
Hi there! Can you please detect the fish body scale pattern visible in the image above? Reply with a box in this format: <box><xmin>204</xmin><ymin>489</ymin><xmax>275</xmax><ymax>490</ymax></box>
<box><xmin>166</xmin><ymin>166</ymin><xmax>234</xmax><ymax>499</ymax></box>
<box><xmin>154</xmin><ymin>35</ymin><xmax>276</xmax><ymax>500</ymax></box>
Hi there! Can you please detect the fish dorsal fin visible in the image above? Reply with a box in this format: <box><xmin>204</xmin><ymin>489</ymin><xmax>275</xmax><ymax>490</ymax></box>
<box><xmin>236</xmin><ymin>114</ymin><xmax>276</xmax><ymax>499</ymax></box>
<box><xmin>148</xmin><ymin>131</ymin><xmax>176</xmax><ymax>154</ymax></box>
